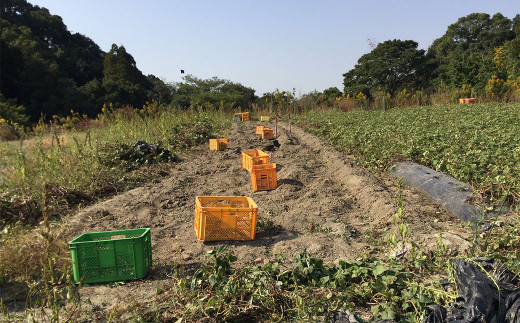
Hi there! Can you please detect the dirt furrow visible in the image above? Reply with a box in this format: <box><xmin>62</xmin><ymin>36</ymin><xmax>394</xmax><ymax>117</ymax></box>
<box><xmin>59</xmin><ymin>120</ymin><xmax>471</xmax><ymax>312</ymax></box>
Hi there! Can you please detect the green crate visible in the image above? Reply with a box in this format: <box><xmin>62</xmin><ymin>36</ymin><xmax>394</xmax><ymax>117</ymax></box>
<box><xmin>69</xmin><ymin>228</ymin><xmax>152</xmax><ymax>284</ymax></box>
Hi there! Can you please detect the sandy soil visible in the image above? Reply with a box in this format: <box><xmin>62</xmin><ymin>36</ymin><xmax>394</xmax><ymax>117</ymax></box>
<box><xmin>55</xmin><ymin>120</ymin><xmax>472</xmax><ymax>318</ymax></box>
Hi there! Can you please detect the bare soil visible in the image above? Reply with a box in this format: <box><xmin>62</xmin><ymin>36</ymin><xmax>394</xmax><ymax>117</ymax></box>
<box><xmin>57</xmin><ymin>121</ymin><xmax>472</xmax><ymax>317</ymax></box>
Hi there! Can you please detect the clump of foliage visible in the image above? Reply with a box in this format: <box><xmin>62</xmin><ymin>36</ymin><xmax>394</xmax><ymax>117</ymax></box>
<box><xmin>0</xmin><ymin>94</ymin><xmax>29</xmax><ymax>141</ymax></box>
<box><xmin>428</xmin><ymin>13</ymin><xmax>519</xmax><ymax>92</ymax></box>
<box><xmin>0</xmin><ymin>186</ymin><xmax>79</xmax><ymax>322</ymax></box>
<box><xmin>104</xmin><ymin>246</ymin><xmax>455</xmax><ymax>322</ymax></box>
<box><xmin>0</xmin><ymin>94</ymin><xmax>29</xmax><ymax>126</ymax></box>
<box><xmin>171</xmin><ymin>75</ymin><xmax>258</xmax><ymax>110</ymax></box>
<box><xmin>98</xmin><ymin>141</ymin><xmax>179</xmax><ymax>172</ymax></box>
<box><xmin>0</xmin><ymin>194</ymin><xmax>40</xmax><ymax>227</ymax></box>
<box><xmin>343</xmin><ymin>39</ymin><xmax>429</xmax><ymax>98</ymax></box>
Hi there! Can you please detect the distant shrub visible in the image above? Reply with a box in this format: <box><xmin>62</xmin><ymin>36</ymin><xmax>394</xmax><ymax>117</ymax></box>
<box><xmin>0</xmin><ymin>122</ymin><xmax>21</xmax><ymax>141</ymax></box>
<box><xmin>485</xmin><ymin>75</ymin><xmax>520</xmax><ymax>102</ymax></box>
<box><xmin>0</xmin><ymin>94</ymin><xmax>29</xmax><ymax>126</ymax></box>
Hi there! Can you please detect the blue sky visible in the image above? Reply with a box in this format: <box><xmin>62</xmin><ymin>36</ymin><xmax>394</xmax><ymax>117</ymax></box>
<box><xmin>32</xmin><ymin>1</ymin><xmax>519</xmax><ymax>96</ymax></box>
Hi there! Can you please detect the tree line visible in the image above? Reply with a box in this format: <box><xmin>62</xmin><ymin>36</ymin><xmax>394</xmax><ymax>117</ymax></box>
<box><xmin>339</xmin><ymin>13</ymin><xmax>520</xmax><ymax>104</ymax></box>
<box><xmin>0</xmin><ymin>0</ymin><xmax>258</xmax><ymax>125</ymax></box>
<box><xmin>1</xmin><ymin>1</ymin><xmax>519</xmax><ymax>126</ymax></box>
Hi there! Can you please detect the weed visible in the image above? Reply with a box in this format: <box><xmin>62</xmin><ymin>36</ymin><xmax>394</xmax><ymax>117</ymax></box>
<box><xmin>145</xmin><ymin>247</ymin><xmax>457</xmax><ymax>322</ymax></box>
<box><xmin>256</xmin><ymin>216</ymin><xmax>281</xmax><ymax>236</ymax></box>
<box><xmin>0</xmin><ymin>299</ymin><xmax>10</xmax><ymax>322</ymax></box>
<box><xmin>431</xmin><ymin>234</ymin><xmax>450</xmax><ymax>269</ymax></box>
<box><xmin>337</xmin><ymin>224</ymin><xmax>361</xmax><ymax>239</ymax></box>
<box><xmin>307</xmin><ymin>222</ymin><xmax>332</xmax><ymax>233</ymax></box>
<box><xmin>390</xmin><ymin>180</ymin><xmax>409</xmax><ymax>260</ymax></box>
<box><xmin>467</xmin><ymin>188</ymin><xmax>511</xmax><ymax>258</ymax></box>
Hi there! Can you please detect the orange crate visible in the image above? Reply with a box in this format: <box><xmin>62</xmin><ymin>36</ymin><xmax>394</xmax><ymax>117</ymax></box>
<box><xmin>459</xmin><ymin>98</ymin><xmax>476</xmax><ymax>104</ymax></box>
<box><xmin>209</xmin><ymin>138</ymin><xmax>228</xmax><ymax>151</ymax></box>
<box><xmin>194</xmin><ymin>196</ymin><xmax>258</xmax><ymax>241</ymax></box>
<box><xmin>251</xmin><ymin>163</ymin><xmax>277</xmax><ymax>191</ymax></box>
<box><xmin>256</xmin><ymin>126</ymin><xmax>265</xmax><ymax>135</ymax></box>
<box><xmin>233</xmin><ymin>112</ymin><xmax>250</xmax><ymax>121</ymax></box>
<box><xmin>262</xmin><ymin>128</ymin><xmax>274</xmax><ymax>140</ymax></box>
<box><xmin>242</xmin><ymin>150</ymin><xmax>269</xmax><ymax>172</ymax></box>
<box><xmin>241</xmin><ymin>112</ymin><xmax>250</xmax><ymax>121</ymax></box>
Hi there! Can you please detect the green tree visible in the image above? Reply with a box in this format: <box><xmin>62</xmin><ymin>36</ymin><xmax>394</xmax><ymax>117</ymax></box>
<box><xmin>103</xmin><ymin>44</ymin><xmax>144</xmax><ymax>85</ymax></box>
<box><xmin>428</xmin><ymin>13</ymin><xmax>516</xmax><ymax>90</ymax></box>
<box><xmin>57</xmin><ymin>33</ymin><xmax>104</xmax><ymax>87</ymax></box>
<box><xmin>323</xmin><ymin>87</ymin><xmax>342</xmax><ymax>99</ymax></box>
<box><xmin>0</xmin><ymin>38</ymin><xmax>24</xmax><ymax>100</ymax></box>
<box><xmin>79</xmin><ymin>78</ymin><xmax>105</xmax><ymax>113</ymax></box>
<box><xmin>171</xmin><ymin>75</ymin><xmax>256</xmax><ymax>109</ymax></box>
<box><xmin>101</xmin><ymin>44</ymin><xmax>150</xmax><ymax>107</ymax></box>
<box><xmin>146</xmin><ymin>75</ymin><xmax>174</xmax><ymax>104</ymax></box>
<box><xmin>343</xmin><ymin>39</ymin><xmax>428</xmax><ymax>96</ymax></box>
<box><xmin>313</xmin><ymin>87</ymin><xmax>342</xmax><ymax>106</ymax></box>
<box><xmin>0</xmin><ymin>94</ymin><xmax>30</xmax><ymax>125</ymax></box>
<box><xmin>1</xmin><ymin>0</ymin><xmax>101</xmax><ymax>119</ymax></box>
<box><xmin>499</xmin><ymin>14</ymin><xmax>520</xmax><ymax>80</ymax></box>
<box><xmin>1</xmin><ymin>17</ymin><xmax>84</xmax><ymax>119</ymax></box>
<box><xmin>0</xmin><ymin>1</ymin><xmax>167</xmax><ymax>120</ymax></box>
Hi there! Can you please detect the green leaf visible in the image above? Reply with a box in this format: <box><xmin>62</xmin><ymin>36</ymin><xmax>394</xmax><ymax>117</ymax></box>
<box><xmin>381</xmin><ymin>275</ymin><xmax>397</xmax><ymax>285</ymax></box>
<box><xmin>208</xmin><ymin>275</ymin><xmax>218</xmax><ymax>287</ymax></box>
<box><xmin>381</xmin><ymin>309</ymin><xmax>396</xmax><ymax>320</ymax></box>
<box><xmin>373</xmin><ymin>265</ymin><xmax>387</xmax><ymax>277</ymax></box>
<box><xmin>319</xmin><ymin>276</ymin><xmax>330</xmax><ymax>285</ymax></box>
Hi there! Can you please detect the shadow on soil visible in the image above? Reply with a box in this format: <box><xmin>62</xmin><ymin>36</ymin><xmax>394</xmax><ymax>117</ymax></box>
<box><xmin>202</xmin><ymin>230</ymin><xmax>299</xmax><ymax>249</ymax></box>
<box><xmin>277</xmin><ymin>178</ymin><xmax>304</xmax><ymax>188</ymax></box>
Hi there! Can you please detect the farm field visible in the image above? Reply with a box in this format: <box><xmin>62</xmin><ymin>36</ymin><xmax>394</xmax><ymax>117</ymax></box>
<box><xmin>0</xmin><ymin>119</ymin><xmax>475</xmax><ymax>320</ymax></box>
<box><xmin>1</xmin><ymin>105</ymin><xmax>519</xmax><ymax>321</ymax></box>
<box><xmin>295</xmin><ymin>103</ymin><xmax>520</xmax><ymax>207</ymax></box>
<box><xmin>3</xmin><ymin>3</ymin><xmax>520</xmax><ymax>320</ymax></box>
